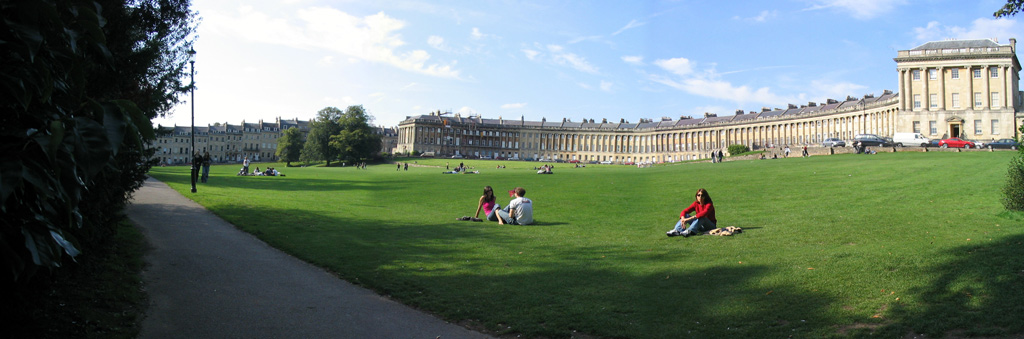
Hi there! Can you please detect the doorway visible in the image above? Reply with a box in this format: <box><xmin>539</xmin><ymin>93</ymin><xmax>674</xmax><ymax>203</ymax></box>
<box><xmin>949</xmin><ymin>123</ymin><xmax>961</xmax><ymax>138</ymax></box>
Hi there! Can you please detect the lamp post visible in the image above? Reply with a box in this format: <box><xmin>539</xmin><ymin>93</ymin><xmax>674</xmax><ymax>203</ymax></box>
<box><xmin>189</xmin><ymin>48</ymin><xmax>197</xmax><ymax>193</ymax></box>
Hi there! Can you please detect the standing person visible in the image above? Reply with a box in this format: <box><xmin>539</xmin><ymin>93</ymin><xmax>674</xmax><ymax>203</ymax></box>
<box><xmin>191</xmin><ymin>151</ymin><xmax>201</xmax><ymax>185</ymax></box>
<box><xmin>801</xmin><ymin>145</ymin><xmax>808</xmax><ymax>157</ymax></box>
<box><xmin>404</xmin><ymin>162</ymin><xmax>408</xmax><ymax>171</ymax></box>
<box><xmin>397</xmin><ymin>163</ymin><xmax>401</xmax><ymax>171</ymax></box>
<box><xmin>667</xmin><ymin>188</ymin><xmax>717</xmax><ymax>237</ymax></box>
<box><xmin>496</xmin><ymin>187</ymin><xmax>533</xmax><ymax>225</ymax></box>
<box><xmin>784</xmin><ymin>146</ymin><xmax>791</xmax><ymax>158</ymax></box>
<box><xmin>243</xmin><ymin>156</ymin><xmax>250</xmax><ymax>175</ymax></box>
<box><xmin>201</xmin><ymin>151</ymin><xmax>211</xmax><ymax>183</ymax></box>
<box><xmin>473</xmin><ymin>186</ymin><xmax>500</xmax><ymax>221</ymax></box>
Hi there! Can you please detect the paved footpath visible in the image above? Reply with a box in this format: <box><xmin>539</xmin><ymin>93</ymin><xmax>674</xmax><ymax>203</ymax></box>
<box><xmin>127</xmin><ymin>177</ymin><xmax>491</xmax><ymax>339</ymax></box>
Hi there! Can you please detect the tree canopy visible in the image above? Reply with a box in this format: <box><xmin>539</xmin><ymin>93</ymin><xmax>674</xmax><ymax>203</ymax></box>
<box><xmin>994</xmin><ymin>0</ymin><xmax>1024</xmax><ymax>17</ymax></box>
<box><xmin>1</xmin><ymin>0</ymin><xmax>197</xmax><ymax>283</ymax></box>
<box><xmin>276</xmin><ymin>127</ymin><xmax>304</xmax><ymax>166</ymax></box>
<box><xmin>301</xmin><ymin>107</ymin><xmax>344</xmax><ymax>166</ymax></box>
<box><xmin>330</xmin><ymin>105</ymin><xmax>383</xmax><ymax>163</ymax></box>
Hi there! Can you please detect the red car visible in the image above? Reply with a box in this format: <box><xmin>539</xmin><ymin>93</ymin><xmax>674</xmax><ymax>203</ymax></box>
<box><xmin>938</xmin><ymin>137</ymin><xmax>975</xmax><ymax>149</ymax></box>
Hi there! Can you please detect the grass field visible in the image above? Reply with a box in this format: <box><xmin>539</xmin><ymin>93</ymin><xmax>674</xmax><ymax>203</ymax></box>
<box><xmin>148</xmin><ymin>152</ymin><xmax>1024</xmax><ymax>338</ymax></box>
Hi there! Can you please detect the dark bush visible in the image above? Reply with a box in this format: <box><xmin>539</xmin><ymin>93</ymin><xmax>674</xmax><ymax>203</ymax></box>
<box><xmin>728</xmin><ymin>144</ymin><xmax>750</xmax><ymax>155</ymax></box>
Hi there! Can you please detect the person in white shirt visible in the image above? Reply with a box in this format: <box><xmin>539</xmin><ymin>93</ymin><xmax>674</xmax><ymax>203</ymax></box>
<box><xmin>496</xmin><ymin>187</ymin><xmax>533</xmax><ymax>225</ymax></box>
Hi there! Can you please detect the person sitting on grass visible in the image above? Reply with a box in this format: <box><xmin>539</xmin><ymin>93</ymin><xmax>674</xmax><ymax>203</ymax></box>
<box><xmin>667</xmin><ymin>188</ymin><xmax>716</xmax><ymax>237</ymax></box>
<box><xmin>473</xmin><ymin>186</ymin><xmax>500</xmax><ymax>222</ymax></box>
<box><xmin>496</xmin><ymin>187</ymin><xmax>533</xmax><ymax>225</ymax></box>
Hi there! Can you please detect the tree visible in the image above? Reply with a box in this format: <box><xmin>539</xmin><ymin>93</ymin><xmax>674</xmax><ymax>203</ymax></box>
<box><xmin>301</xmin><ymin>107</ymin><xmax>343</xmax><ymax>166</ymax></box>
<box><xmin>330</xmin><ymin>105</ymin><xmax>383</xmax><ymax>163</ymax></box>
<box><xmin>1</xmin><ymin>0</ymin><xmax>197</xmax><ymax>284</ymax></box>
<box><xmin>1002</xmin><ymin>124</ymin><xmax>1024</xmax><ymax>210</ymax></box>
<box><xmin>994</xmin><ymin>0</ymin><xmax>1024</xmax><ymax>17</ymax></box>
<box><xmin>276</xmin><ymin>127</ymin><xmax>304</xmax><ymax>166</ymax></box>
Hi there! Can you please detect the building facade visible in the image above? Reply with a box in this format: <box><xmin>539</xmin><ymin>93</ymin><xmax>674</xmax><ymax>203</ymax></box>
<box><xmin>153</xmin><ymin>118</ymin><xmax>310</xmax><ymax>165</ymax></box>
<box><xmin>395</xmin><ymin>39</ymin><xmax>1023</xmax><ymax>163</ymax></box>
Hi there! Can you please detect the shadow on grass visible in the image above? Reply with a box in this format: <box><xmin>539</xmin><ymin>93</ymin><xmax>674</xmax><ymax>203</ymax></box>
<box><xmin>857</xmin><ymin>233</ymin><xmax>1024</xmax><ymax>337</ymax></box>
<box><xmin>204</xmin><ymin>204</ymin><xmax>844</xmax><ymax>338</ymax></box>
<box><xmin>148</xmin><ymin>171</ymin><xmax>407</xmax><ymax>193</ymax></box>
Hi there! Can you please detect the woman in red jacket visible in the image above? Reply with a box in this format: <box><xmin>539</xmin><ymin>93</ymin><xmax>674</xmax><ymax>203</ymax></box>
<box><xmin>667</xmin><ymin>188</ymin><xmax>717</xmax><ymax>237</ymax></box>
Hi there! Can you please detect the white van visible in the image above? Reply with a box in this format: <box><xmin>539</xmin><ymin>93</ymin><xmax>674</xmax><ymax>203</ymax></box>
<box><xmin>893</xmin><ymin>132</ymin><xmax>931</xmax><ymax>147</ymax></box>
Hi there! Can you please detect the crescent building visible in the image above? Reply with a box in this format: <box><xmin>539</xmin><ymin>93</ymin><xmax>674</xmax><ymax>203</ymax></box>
<box><xmin>396</xmin><ymin>38</ymin><xmax>1023</xmax><ymax>163</ymax></box>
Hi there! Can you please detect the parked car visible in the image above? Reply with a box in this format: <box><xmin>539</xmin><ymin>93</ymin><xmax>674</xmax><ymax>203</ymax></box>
<box><xmin>822</xmin><ymin>138</ymin><xmax>846</xmax><ymax>147</ymax></box>
<box><xmin>451</xmin><ymin>154</ymin><xmax>464</xmax><ymax>159</ymax></box>
<box><xmin>853</xmin><ymin>135</ymin><xmax>890</xmax><ymax>147</ymax></box>
<box><xmin>969</xmin><ymin>140</ymin><xmax>986</xmax><ymax>148</ymax></box>
<box><xmin>892</xmin><ymin>132</ymin><xmax>931</xmax><ymax>147</ymax></box>
<box><xmin>938</xmin><ymin>137</ymin><xmax>975</xmax><ymax>148</ymax></box>
<box><xmin>987</xmin><ymin>138</ymin><xmax>1020</xmax><ymax>150</ymax></box>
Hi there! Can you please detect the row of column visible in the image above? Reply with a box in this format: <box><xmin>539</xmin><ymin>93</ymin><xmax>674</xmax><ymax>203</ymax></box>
<box><xmin>899</xmin><ymin>65</ymin><xmax>1013</xmax><ymax>111</ymax></box>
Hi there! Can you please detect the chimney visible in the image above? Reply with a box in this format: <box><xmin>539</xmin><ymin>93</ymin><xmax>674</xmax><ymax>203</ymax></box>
<box><xmin>761</xmin><ymin>107</ymin><xmax>771</xmax><ymax>112</ymax></box>
<box><xmin>883</xmin><ymin>89</ymin><xmax>893</xmax><ymax>95</ymax></box>
<box><xmin>808</xmin><ymin>102</ymin><xmax>816</xmax><ymax>107</ymax></box>
<box><xmin>735</xmin><ymin>109</ymin><xmax>744</xmax><ymax>115</ymax></box>
<box><xmin>602</xmin><ymin>118</ymin><xmax>608</xmax><ymax>123</ymax></box>
<box><xmin>788</xmin><ymin>104</ymin><xmax>797</xmax><ymax>109</ymax></box>
<box><xmin>704</xmin><ymin>112</ymin><xmax>717</xmax><ymax>118</ymax></box>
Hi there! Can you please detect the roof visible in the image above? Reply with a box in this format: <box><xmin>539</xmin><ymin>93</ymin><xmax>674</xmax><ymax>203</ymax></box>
<box><xmin>912</xmin><ymin>39</ymin><xmax>1002</xmax><ymax>50</ymax></box>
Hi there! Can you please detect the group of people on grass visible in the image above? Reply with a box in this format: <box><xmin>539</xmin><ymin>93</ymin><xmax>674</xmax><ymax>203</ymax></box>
<box><xmin>464</xmin><ymin>185</ymin><xmax>713</xmax><ymax>237</ymax></box>
<box><xmin>465</xmin><ymin>186</ymin><xmax>533</xmax><ymax>225</ymax></box>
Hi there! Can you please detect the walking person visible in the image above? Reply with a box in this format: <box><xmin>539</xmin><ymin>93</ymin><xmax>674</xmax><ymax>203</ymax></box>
<box><xmin>243</xmin><ymin>156</ymin><xmax>250</xmax><ymax>175</ymax></box>
<box><xmin>201</xmin><ymin>151</ymin><xmax>211</xmax><ymax>183</ymax></box>
<box><xmin>666</xmin><ymin>188</ymin><xmax>717</xmax><ymax>237</ymax></box>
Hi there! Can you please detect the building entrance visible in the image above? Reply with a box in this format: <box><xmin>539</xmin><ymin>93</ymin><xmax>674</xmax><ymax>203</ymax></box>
<box><xmin>949</xmin><ymin>123</ymin><xmax>961</xmax><ymax>139</ymax></box>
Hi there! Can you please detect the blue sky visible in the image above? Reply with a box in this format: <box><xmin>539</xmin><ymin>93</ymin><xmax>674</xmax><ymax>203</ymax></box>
<box><xmin>156</xmin><ymin>0</ymin><xmax>1024</xmax><ymax>128</ymax></box>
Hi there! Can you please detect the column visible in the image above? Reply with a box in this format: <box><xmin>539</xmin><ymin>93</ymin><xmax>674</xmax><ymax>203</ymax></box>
<box><xmin>898</xmin><ymin>68</ymin><xmax>907</xmax><ymax>111</ymax></box>
<box><xmin>984</xmin><ymin>65</ymin><xmax>991</xmax><ymax>109</ymax></box>
<box><xmin>968</xmin><ymin>66</ymin><xmax>974</xmax><ymax>110</ymax></box>
<box><xmin>938</xmin><ymin>66</ymin><xmax>945</xmax><ymax>110</ymax></box>
<box><xmin>921</xmin><ymin>67</ymin><xmax>929</xmax><ymax>111</ymax></box>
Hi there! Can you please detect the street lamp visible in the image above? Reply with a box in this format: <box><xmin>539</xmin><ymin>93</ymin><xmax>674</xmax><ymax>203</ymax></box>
<box><xmin>189</xmin><ymin>48</ymin><xmax>197</xmax><ymax>193</ymax></box>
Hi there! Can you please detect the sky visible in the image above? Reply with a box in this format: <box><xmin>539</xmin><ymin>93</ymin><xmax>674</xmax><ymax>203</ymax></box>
<box><xmin>155</xmin><ymin>0</ymin><xmax>1024</xmax><ymax>129</ymax></box>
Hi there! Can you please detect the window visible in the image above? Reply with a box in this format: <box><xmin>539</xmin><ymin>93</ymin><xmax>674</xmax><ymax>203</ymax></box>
<box><xmin>929</xmin><ymin>69</ymin><xmax>937</xmax><ymax>80</ymax></box>
<box><xmin>974</xmin><ymin>68</ymin><xmax>982</xmax><ymax>78</ymax></box>
<box><xmin>951</xmin><ymin>93</ymin><xmax>960</xmax><ymax>108</ymax></box>
<box><xmin>912</xmin><ymin>70</ymin><xmax>921</xmax><ymax>80</ymax></box>
<box><xmin>913</xmin><ymin>94</ymin><xmax>921</xmax><ymax>109</ymax></box>
<box><xmin>929</xmin><ymin>121</ymin><xmax>937</xmax><ymax>135</ymax></box>
<box><xmin>975</xmin><ymin>92</ymin><xmax>983</xmax><ymax>108</ymax></box>
<box><xmin>991</xmin><ymin>92</ymin><xmax>1000</xmax><ymax>108</ymax></box>
<box><xmin>930</xmin><ymin>94</ymin><xmax>938</xmax><ymax>108</ymax></box>
<box><xmin>913</xmin><ymin>121</ymin><xmax>921</xmax><ymax>133</ymax></box>
<box><xmin>990</xmin><ymin>67</ymin><xmax>999</xmax><ymax>78</ymax></box>
<box><xmin>975</xmin><ymin>120</ymin><xmax>983</xmax><ymax>135</ymax></box>
<box><xmin>992</xmin><ymin>120</ymin><xmax>1000</xmax><ymax>134</ymax></box>
<box><xmin>951</xmin><ymin>68</ymin><xmax>959</xmax><ymax>79</ymax></box>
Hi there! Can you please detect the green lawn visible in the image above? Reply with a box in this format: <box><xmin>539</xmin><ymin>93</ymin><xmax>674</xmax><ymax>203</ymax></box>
<box><xmin>148</xmin><ymin>152</ymin><xmax>1024</xmax><ymax>338</ymax></box>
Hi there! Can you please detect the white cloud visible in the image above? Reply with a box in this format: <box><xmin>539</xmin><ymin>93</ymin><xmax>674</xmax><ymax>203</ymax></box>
<box><xmin>522</xmin><ymin>49</ymin><xmax>540</xmax><ymax>60</ymax></box>
<box><xmin>317</xmin><ymin>56</ymin><xmax>335</xmax><ymax>66</ymax></box>
<box><xmin>735</xmin><ymin>10</ymin><xmax>778</xmax><ymax>23</ymax></box>
<box><xmin>471</xmin><ymin>27</ymin><xmax>486</xmax><ymax>40</ymax></box>
<box><xmin>913</xmin><ymin>18</ymin><xmax>1019</xmax><ymax>44</ymax></box>
<box><xmin>600</xmin><ymin>80</ymin><xmax>613</xmax><ymax>92</ymax></box>
<box><xmin>612</xmin><ymin>19</ymin><xmax>646</xmax><ymax>36</ymax></box>
<box><xmin>651</xmin><ymin>57</ymin><xmax>796</xmax><ymax>105</ymax></box>
<box><xmin>805</xmin><ymin>0</ymin><xmax>904</xmax><ymax>20</ymax></box>
<box><xmin>208</xmin><ymin>6</ymin><xmax>460</xmax><ymax>78</ymax></box>
<box><xmin>458</xmin><ymin>106</ymin><xmax>477</xmax><ymax>115</ymax></box>
<box><xmin>621</xmin><ymin>55</ymin><xmax>644</xmax><ymax>65</ymax></box>
<box><xmin>523</xmin><ymin>44</ymin><xmax>599</xmax><ymax>74</ymax></box>
<box><xmin>654</xmin><ymin>57</ymin><xmax>694</xmax><ymax>76</ymax></box>
<box><xmin>428</xmin><ymin>35</ymin><xmax>447</xmax><ymax>51</ymax></box>
<box><xmin>501</xmin><ymin>103</ymin><xmax>527</xmax><ymax>109</ymax></box>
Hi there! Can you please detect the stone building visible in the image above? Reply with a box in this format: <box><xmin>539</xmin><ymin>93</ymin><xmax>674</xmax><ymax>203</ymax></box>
<box><xmin>395</xmin><ymin>38</ymin><xmax>1023</xmax><ymax>163</ymax></box>
<box><xmin>152</xmin><ymin>118</ymin><xmax>310</xmax><ymax>165</ymax></box>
